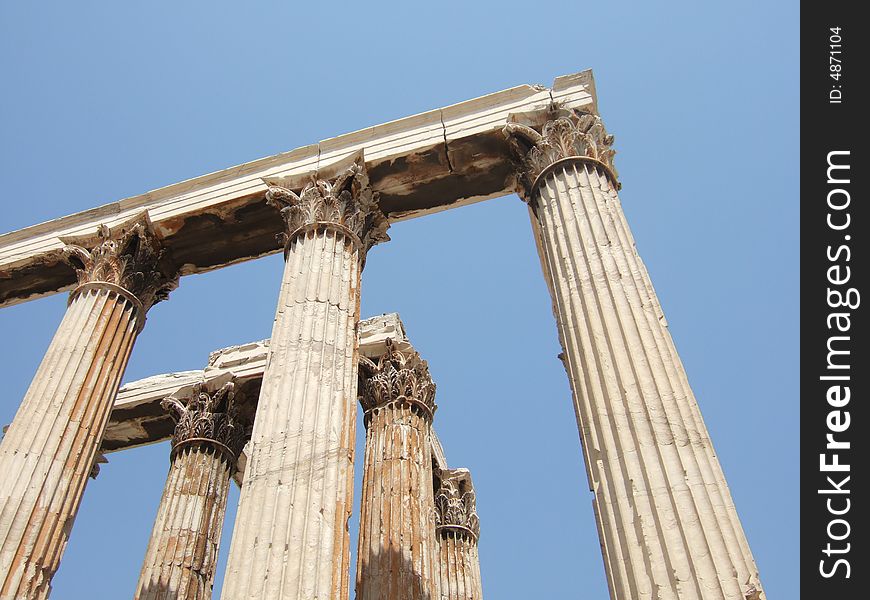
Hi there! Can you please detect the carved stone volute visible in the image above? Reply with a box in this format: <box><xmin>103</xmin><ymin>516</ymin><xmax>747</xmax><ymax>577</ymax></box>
<box><xmin>161</xmin><ymin>381</ymin><xmax>248</xmax><ymax>466</ymax></box>
<box><xmin>359</xmin><ymin>338</ymin><xmax>437</xmax><ymax>423</ymax></box>
<box><xmin>62</xmin><ymin>215</ymin><xmax>179</xmax><ymax>313</ymax></box>
<box><xmin>503</xmin><ymin>107</ymin><xmax>619</xmax><ymax>199</ymax></box>
<box><xmin>264</xmin><ymin>158</ymin><xmax>389</xmax><ymax>256</ymax></box>
<box><xmin>434</xmin><ymin>469</ymin><xmax>480</xmax><ymax>541</ymax></box>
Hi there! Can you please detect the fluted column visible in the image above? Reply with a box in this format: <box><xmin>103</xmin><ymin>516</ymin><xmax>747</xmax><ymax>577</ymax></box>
<box><xmin>220</xmin><ymin>159</ymin><xmax>389</xmax><ymax>600</ymax></box>
<box><xmin>505</xmin><ymin>111</ymin><xmax>764</xmax><ymax>600</ymax></box>
<box><xmin>433</xmin><ymin>469</ymin><xmax>482</xmax><ymax>600</ymax></box>
<box><xmin>135</xmin><ymin>380</ymin><xmax>248</xmax><ymax>600</ymax></box>
<box><xmin>0</xmin><ymin>217</ymin><xmax>177</xmax><ymax>600</ymax></box>
<box><xmin>356</xmin><ymin>339</ymin><xmax>439</xmax><ymax>600</ymax></box>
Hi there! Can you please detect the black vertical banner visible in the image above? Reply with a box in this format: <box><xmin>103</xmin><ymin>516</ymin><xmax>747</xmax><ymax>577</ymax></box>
<box><xmin>802</xmin><ymin>4</ymin><xmax>867</xmax><ymax>598</ymax></box>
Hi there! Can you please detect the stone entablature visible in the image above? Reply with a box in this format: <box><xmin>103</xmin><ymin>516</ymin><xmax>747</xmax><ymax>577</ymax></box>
<box><xmin>0</xmin><ymin>72</ymin><xmax>596</xmax><ymax>308</ymax></box>
<box><xmin>101</xmin><ymin>313</ymin><xmax>412</xmax><ymax>458</ymax></box>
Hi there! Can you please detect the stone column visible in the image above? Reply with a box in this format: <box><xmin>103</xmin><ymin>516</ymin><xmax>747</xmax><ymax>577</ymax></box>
<box><xmin>433</xmin><ymin>469</ymin><xmax>482</xmax><ymax>600</ymax></box>
<box><xmin>135</xmin><ymin>380</ymin><xmax>248</xmax><ymax>600</ymax></box>
<box><xmin>0</xmin><ymin>218</ymin><xmax>177</xmax><ymax>600</ymax></box>
<box><xmin>220</xmin><ymin>159</ymin><xmax>389</xmax><ymax>600</ymax></box>
<box><xmin>355</xmin><ymin>340</ymin><xmax>439</xmax><ymax>600</ymax></box>
<box><xmin>504</xmin><ymin>111</ymin><xmax>764</xmax><ymax>600</ymax></box>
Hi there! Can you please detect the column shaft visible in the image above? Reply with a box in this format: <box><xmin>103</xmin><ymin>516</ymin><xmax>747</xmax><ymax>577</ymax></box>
<box><xmin>221</xmin><ymin>229</ymin><xmax>359</xmax><ymax>599</ymax></box>
<box><xmin>506</xmin><ymin>112</ymin><xmax>763</xmax><ymax>600</ymax></box>
<box><xmin>135</xmin><ymin>380</ymin><xmax>245</xmax><ymax>600</ymax></box>
<box><xmin>0</xmin><ymin>217</ymin><xmax>175</xmax><ymax>600</ymax></box>
<box><xmin>0</xmin><ymin>287</ymin><xmax>139</xmax><ymax>599</ymax></box>
<box><xmin>136</xmin><ymin>446</ymin><xmax>233</xmax><ymax>599</ymax></box>
<box><xmin>355</xmin><ymin>345</ymin><xmax>439</xmax><ymax>600</ymax></box>
<box><xmin>221</xmin><ymin>160</ymin><xmax>387</xmax><ymax>600</ymax></box>
<box><xmin>433</xmin><ymin>469</ymin><xmax>482</xmax><ymax>600</ymax></box>
<box><xmin>535</xmin><ymin>161</ymin><xmax>761</xmax><ymax>599</ymax></box>
<box><xmin>435</xmin><ymin>533</ymin><xmax>482</xmax><ymax>600</ymax></box>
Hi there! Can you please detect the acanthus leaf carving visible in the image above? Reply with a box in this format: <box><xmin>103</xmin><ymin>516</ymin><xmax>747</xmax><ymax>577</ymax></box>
<box><xmin>62</xmin><ymin>215</ymin><xmax>179</xmax><ymax>311</ymax></box>
<box><xmin>161</xmin><ymin>380</ymin><xmax>248</xmax><ymax>465</ymax></box>
<box><xmin>359</xmin><ymin>338</ymin><xmax>436</xmax><ymax>421</ymax></box>
<box><xmin>264</xmin><ymin>158</ymin><xmax>390</xmax><ymax>256</ymax></box>
<box><xmin>434</xmin><ymin>469</ymin><xmax>480</xmax><ymax>541</ymax></box>
<box><xmin>503</xmin><ymin>107</ymin><xmax>619</xmax><ymax>199</ymax></box>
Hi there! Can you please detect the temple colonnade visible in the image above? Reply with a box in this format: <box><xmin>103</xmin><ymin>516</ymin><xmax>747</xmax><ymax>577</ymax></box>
<box><xmin>0</xmin><ymin>71</ymin><xmax>763</xmax><ymax>600</ymax></box>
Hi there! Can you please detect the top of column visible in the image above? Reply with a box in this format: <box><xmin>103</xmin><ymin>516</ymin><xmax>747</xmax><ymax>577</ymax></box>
<box><xmin>434</xmin><ymin>468</ymin><xmax>480</xmax><ymax>542</ymax></box>
<box><xmin>61</xmin><ymin>212</ymin><xmax>179</xmax><ymax>316</ymax></box>
<box><xmin>161</xmin><ymin>378</ymin><xmax>250</xmax><ymax>466</ymax></box>
<box><xmin>503</xmin><ymin>107</ymin><xmax>620</xmax><ymax>200</ymax></box>
<box><xmin>263</xmin><ymin>155</ymin><xmax>390</xmax><ymax>258</ymax></box>
<box><xmin>359</xmin><ymin>338</ymin><xmax>437</xmax><ymax>424</ymax></box>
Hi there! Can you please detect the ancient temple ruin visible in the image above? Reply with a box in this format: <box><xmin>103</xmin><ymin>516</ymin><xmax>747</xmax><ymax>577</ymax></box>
<box><xmin>0</xmin><ymin>70</ymin><xmax>764</xmax><ymax>600</ymax></box>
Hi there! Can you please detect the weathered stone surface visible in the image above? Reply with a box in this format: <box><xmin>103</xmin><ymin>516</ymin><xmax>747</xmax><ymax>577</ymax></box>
<box><xmin>219</xmin><ymin>164</ymin><xmax>385</xmax><ymax>600</ymax></box>
<box><xmin>0</xmin><ymin>220</ymin><xmax>177</xmax><ymax>600</ymax></box>
<box><xmin>506</xmin><ymin>113</ymin><xmax>764</xmax><ymax>600</ymax></box>
<box><xmin>356</xmin><ymin>340</ymin><xmax>439</xmax><ymax>600</ymax></box>
<box><xmin>0</xmin><ymin>288</ymin><xmax>138</xmax><ymax>600</ymax></box>
<box><xmin>137</xmin><ymin>445</ymin><xmax>234</xmax><ymax>600</ymax></box>
<box><xmin>135</xmin><ymin>377</ymin><xmax>248</xmax><ymax>600</ymax></box>
<box><xmin>0</xmin><ymin>72</ymin><xmax>595</xmax><ymax>308</ymax></box>
<box><xmin>434</xmin><ymin>469</ymin><xmax>483</xmax><ymax>600</ymax></box>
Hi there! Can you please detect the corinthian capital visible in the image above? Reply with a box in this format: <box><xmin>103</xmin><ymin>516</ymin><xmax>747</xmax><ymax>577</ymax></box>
<box><xmin>359</xmin><ymin>338</ymin><xmax>437</xmax><ymax>421</ymax></box>
<box><xmin>161</xmin><ymin>380</ymin><xmax>248</xmax><ymax>465</ymax></box>
<box><xmin>264</xmin><ymin>158</ymin><xmax>390</xmax><ymax>255</ymax></box>
<box><xmin>503</xmin><ymin>108</ymin><xmax>619</xmax><ymax>198</ymax></box>
<box><xmin>62</xmin><ymin>214</ymin><xmax>179</xmax><ymax>312</ymax></box>
<box><xmin>434</xmin><ymin>468</ymin><xmax>480</xmax><ymax>541</ymax></box>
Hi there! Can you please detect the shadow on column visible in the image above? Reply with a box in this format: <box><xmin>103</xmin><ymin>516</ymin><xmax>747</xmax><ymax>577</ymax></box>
<box><xmin>356</xmin><ymin>546</ymin><xmax>436</xmax><ymax>600</ymax></box>
<box><xmin>136</xmin><ymin>579</ymin><xmax>211</xmax><ymax>600</ymax></box>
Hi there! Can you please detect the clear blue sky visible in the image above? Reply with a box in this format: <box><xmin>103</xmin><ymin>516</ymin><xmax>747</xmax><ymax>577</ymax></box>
<box><xmin>0</xmin><ymin>2</ymin><xmax>798</xmax><ymax>598</ymax></box>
